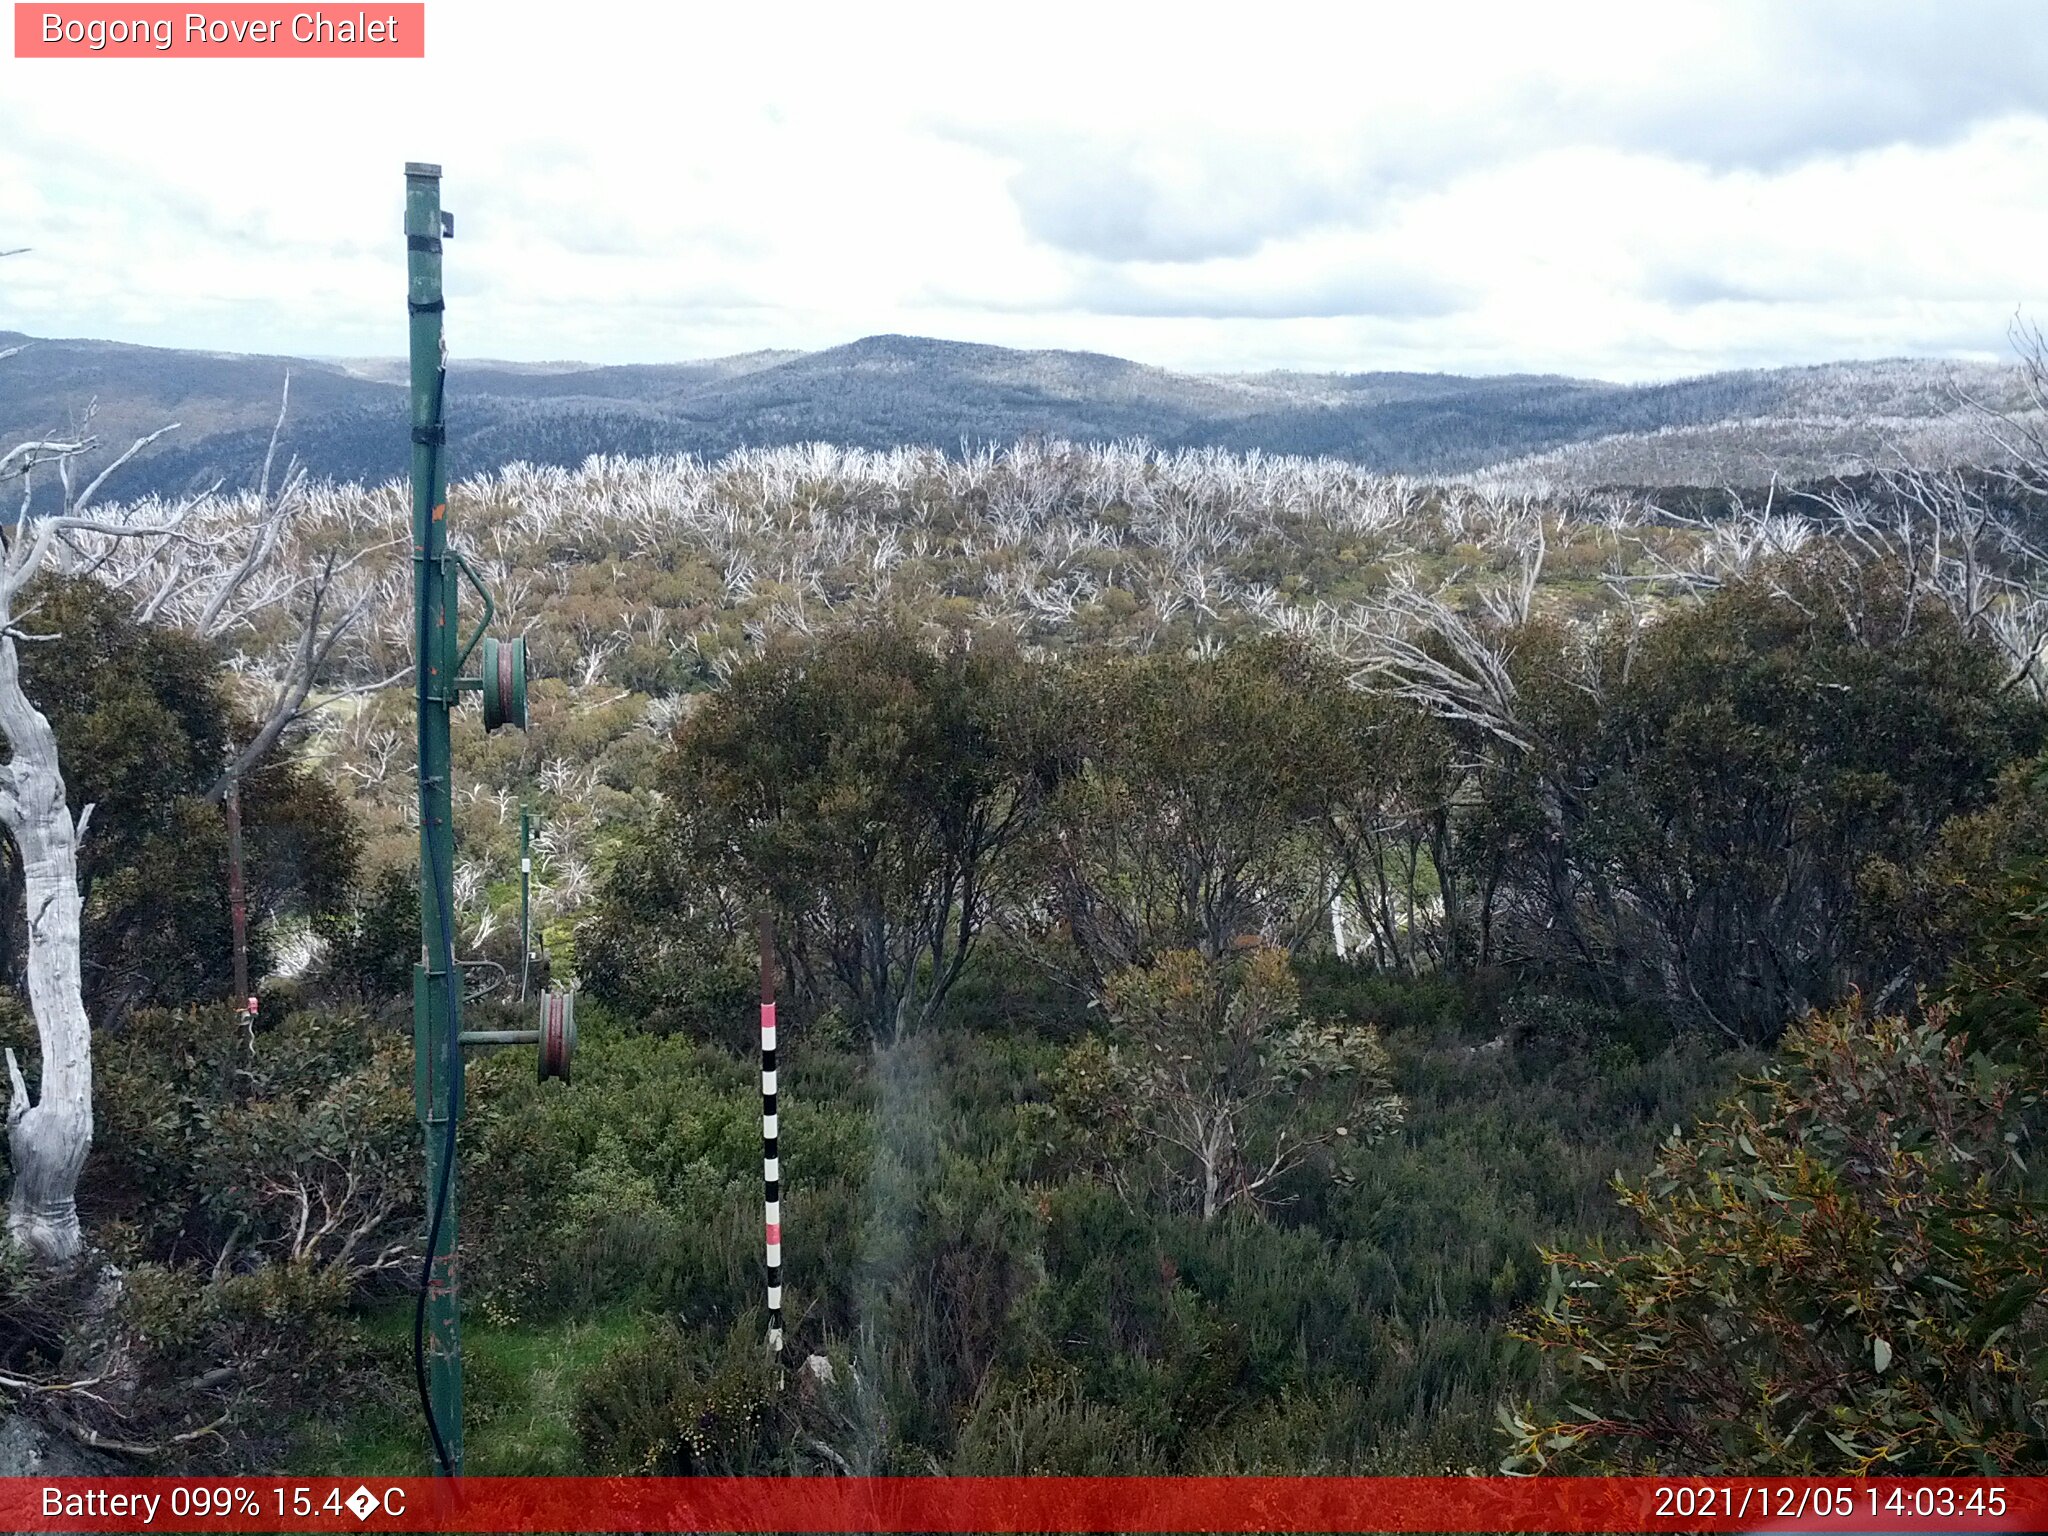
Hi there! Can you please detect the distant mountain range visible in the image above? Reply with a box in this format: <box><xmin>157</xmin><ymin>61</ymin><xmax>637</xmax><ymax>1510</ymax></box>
<box><xmin>0</xmin><ymin>330</ymin><xmax>2030</xmax><ymax>506</ymax></box>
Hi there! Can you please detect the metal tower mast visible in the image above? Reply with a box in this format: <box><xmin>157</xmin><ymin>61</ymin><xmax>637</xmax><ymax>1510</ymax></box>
<box><xmin>406</xmin><ymin>159</ymin><xmax>466</xmax><ymax>1476</ymax></box>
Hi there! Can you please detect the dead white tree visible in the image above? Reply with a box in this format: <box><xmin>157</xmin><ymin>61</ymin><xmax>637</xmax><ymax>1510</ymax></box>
<box><xmin>98</xmin><ymin>380</ymin><xmax>408</xmax><ymax>800</ymax></box>
<box><xmin>1354</xmin><ymin>565</ymin><xmax>1542</xmax><ymax>755</ymax></box>
<box><xmin>84</xmin><ymin>379</ymin><xmax>407</xmax><ymax>1006</ymax></box>
<box><xmin>1794</xmin><ymin>467</ymin><xmax>2048</xmax><ymax>698</ymax></box>
<box><xmin>1958</xmin><ymin>313</ymin><xmax>2048</xmax><ymax>503</ymax></box>
<box><xmin>0</xmin><ymin>405</ymin><xmax>204</xmax><ymax>1260</ymax></box>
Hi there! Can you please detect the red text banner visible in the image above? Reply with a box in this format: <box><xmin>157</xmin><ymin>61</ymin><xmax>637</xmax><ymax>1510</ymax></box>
<box><xmin>2</xmin><ymin>1477</ymin><xmax>2044</xmax><ymax>1533</ymax></box>
<box><xmin>14</xmin><ymin>4</ymin><xmax>424</xmax><ymax>57</ymax></box>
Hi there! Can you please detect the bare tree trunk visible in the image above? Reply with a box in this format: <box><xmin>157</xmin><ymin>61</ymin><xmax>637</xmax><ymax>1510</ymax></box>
<box><xmin>1430</xmin><ymin>811</ymin><xmax>1464</xmax><ymax>974</ymax></box>
<box><xmin>1199</xmin><ymin>1120</ymin><xmax>1223</xmax><ymax>1222</ymax></box>
<box><xmin>0</xmin><ymin>636</ymin><xmax>92</xmax><ymax>1263</ymax></box>
<box><xmin>225</xmin><ymin>774</ymin><xmax>249</xmax><ymax>1009</ymax></box>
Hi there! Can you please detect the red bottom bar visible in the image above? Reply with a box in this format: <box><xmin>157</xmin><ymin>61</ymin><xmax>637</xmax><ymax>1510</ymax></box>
<box><xmin>6</xmin><ymin>1476</ymin><xmax>2045</xmax><ymax>1533</ymax></box>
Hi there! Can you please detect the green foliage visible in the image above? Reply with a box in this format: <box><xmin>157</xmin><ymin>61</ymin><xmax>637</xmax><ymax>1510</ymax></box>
<box><xmin>7</xmin><ymin>574</ymin><xmax>356</xmax><ymax>1019</ymax></box>
<box><xmin>1505</xmin><ymin>999</ymin><xmax>2048</xmax><ymax>1473</ymax></box>
<box><xmin>651</xmin><ymin>622</ymin><xmax>1068</xmax><ymax>1043</ymax></box>
<box><xmin>315</xmin><ymin>862</ymin><xmax>420</xmax><ymax>1007</ymax></box>
<box><xmin>578</xmin><ymin>833</ymin><xmax>756</xmax><ymax>1050</ymax></box>
<box><xmin>1089</xmin><ymin>946</ymin><xmax>1402</xmax><ymax>1220</ymax></box>
<box><xmin>461</xmin><ymin>1007</ymin><xmax>870</xmax><ymax>1324</ymax></box>
<box><xmin>950</xmin><ymin>1383</ymin><xmax>1161</xmax><ymax>1473</ymax></box>
<box><xmin>575</xmin><ymin>1318</ymin><xmax>790</xmax><ymax>1474</ymax></box>
<box><xmin>1311</xmin><ymin>687</ymin><xmax>1466</xmax><ymax>973</ymax></box>
<box><xmin>850</xmin><ymin>1142</ymin><xmax>1049</xmax><ymax>1458</ymax></box>
<box><xmin>13</xmin><ymin>1005</ymin><xmax>419</xmax><ymax>1462</ymax></box>
<box><xmin>1042</xmin><ymin>638</ymin><xmax>1337</xmax><ymax>980</ymax></box>
<box><xmin>1478</xmin><ymin>554</ymin><xmax>2041</xmax><ymax>1040</ymax></box>
<box><xmin>92</xmin><ymin>1005</ymin><xmax>417</xmax><ymax>1283</ymax></box>
<box><xmin>1043</xmin><ymin>1033</ymin><xmax>1142</xmax><ymax>1185</ymax></box>
<box><xmin>1891</xmin><ymin>751</ymin><xmax>2048</xmax><ymax>1061</ymax></box>
<box><xmin>0</xmin><ymin>1224</ymin><xmax>390</xmax><ymax>1468</ymax></box>
<box><xmin>592</xmin><ymin>547</ymin><xmax>2044</xmax><ymax>1065</ymax></box>
<box><xmin>215</xmin><ymin>945</ymin><xmax>1743</xmax><ymax>1478</ymax></box>
<box><xmin>114</xmin><ymin>1256</ymin><xmax>382</xmax><ymax>1445</ymax></box>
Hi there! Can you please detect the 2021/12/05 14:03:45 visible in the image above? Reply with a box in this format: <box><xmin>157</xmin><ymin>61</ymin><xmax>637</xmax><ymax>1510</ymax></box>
<box><xmin>1653</xmin><ymin>1482</ymin><xmax>2012</xmax><ymax>1523</ymax></box>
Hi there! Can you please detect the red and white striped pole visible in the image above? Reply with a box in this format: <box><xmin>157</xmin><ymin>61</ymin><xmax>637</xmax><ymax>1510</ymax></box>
<box><xmin>759</xmin><ymin>913</ymin><xmax>783</xmax><ymax>1356</ymax></box>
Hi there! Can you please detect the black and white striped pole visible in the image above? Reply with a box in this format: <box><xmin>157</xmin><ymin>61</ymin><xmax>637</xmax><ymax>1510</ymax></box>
<box><xmin>759</xmin><ymin>913</ymin><xmax>784</xmax><ymax>1357</ymax></box>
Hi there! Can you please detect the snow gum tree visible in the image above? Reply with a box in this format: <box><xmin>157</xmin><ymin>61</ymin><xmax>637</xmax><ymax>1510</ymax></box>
<box><xmin>1098</xmin><ymin>945</ymin><xmax>1404</xmax><ymax>1221</ymax></box>
<box><xmin>0</xmin><ymin>619</ymin><xmax>92</xmax><ymax>1262</ymax></box>
<box><xmin>0</xmin><ymin>271</ymin><xmax>385</xmax><ymax>1261</ymax></box>
<box><xmin>0</xmin><ymin>494</ymin><xmax>185</xmax><ymax>1261</ymax></box>
<box><xmin>0</xmin><ymin>297</ymin><xmax>211</xmax><ymax>1258</ymax></box>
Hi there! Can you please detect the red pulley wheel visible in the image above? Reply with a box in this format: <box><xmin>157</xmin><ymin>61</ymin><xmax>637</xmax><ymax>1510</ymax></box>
<box><xmin>538</xmin><ymin>987</ymin><xmax>575</xmax><ymax>1084</ymax></box>
<box><xmin>481</xmin><ymin>635</ymin><xmax>528</xmax><ymax>733</ymax></box>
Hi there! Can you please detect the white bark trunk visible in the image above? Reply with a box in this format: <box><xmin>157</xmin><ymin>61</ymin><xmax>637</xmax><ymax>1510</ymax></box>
<box><xmin>1199</xmin><ymin>1119</ymin><xmax>1223</xmax><ymax>1222</ymax></box>
<box><xmin>0</xmin><ymin>633</ymin><xmax>92</xmax><ymax>1263</ymax></box>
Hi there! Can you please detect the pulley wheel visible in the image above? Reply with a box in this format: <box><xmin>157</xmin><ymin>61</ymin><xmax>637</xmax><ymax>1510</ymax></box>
<box><xmin>481</xmin><ymin>635</ymin><xmax>528</xmax><ymax>733</ymax></box>
<box><xmin>538</xmin><ymin>986</ymin><xmax>575</xmax><ymax>1084</ymax></box>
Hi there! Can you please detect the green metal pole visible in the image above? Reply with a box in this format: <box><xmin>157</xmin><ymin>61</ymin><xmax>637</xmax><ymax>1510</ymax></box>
<box><xmin>519</xmin><ymin>807</ymin><xmax>532</xmax><ymax>1003</ymax></box>
<box><xmin>406</xmin><ymin>160</ymin><xmax>463</xmax><ymax>1476</ymax></box>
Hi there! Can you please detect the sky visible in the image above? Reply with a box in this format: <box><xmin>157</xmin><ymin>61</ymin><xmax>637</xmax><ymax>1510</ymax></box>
<box><xmin>3</xmin><ymin>0</ymin><xmax>2046</xmax><ymax>380</ymax></box>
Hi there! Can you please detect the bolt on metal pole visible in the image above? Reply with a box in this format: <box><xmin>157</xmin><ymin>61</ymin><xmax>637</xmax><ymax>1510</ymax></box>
<box><xmin>406</xmin><ymin>159</ymin><xmax>463</xmax><ymax>1477</ymax></box>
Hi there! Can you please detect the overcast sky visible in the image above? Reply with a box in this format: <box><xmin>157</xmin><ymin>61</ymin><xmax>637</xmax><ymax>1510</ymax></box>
<box><xmin>3</xmin><ymin>0</ymin><xmax>2045</xmax><ymax>380</ymax></box>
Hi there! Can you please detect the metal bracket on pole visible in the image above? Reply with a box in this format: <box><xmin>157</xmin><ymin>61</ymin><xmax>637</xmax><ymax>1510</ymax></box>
<box><xmin>449</xmin><ymin>547</ymin><xmax>494</xmax><ymax>679</ymax></box>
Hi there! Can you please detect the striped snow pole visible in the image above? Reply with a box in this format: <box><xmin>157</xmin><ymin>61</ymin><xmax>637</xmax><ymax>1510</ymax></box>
<box><xmin>759</xmin><ymin>913</ymin><xmax>783</xmax><ymax>1355</ymax></box>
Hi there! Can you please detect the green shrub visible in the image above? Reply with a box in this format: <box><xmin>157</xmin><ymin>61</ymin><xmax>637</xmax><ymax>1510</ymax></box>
<box><xmin>1505</xmin><ymin>999</ymin><xmax>2048</xmax><ymax>1474</ymax></box>
<box><xmin>462</xmin><ymin>1009</ymin><xmax>870</xmax><ymax>1324</ymax></box>
<box><xmin>950</xmin><ymin>1385</ymin><xmax>1159</xmax><ymax>1473</ymax></box>
<box><xmin>577</xmin><ymin>832</ymin><xmax>757</xmax><ymax>1050</ymax></box>
<box><xmin>575</xmin><ymin>1317</ymin><xmax>795</xmax><ymax>1474</ymax></box>
<box><xmin>315</xmin><ymin>863</ymin><xmax>420</xmax><ymax>1008</ymax></box>
<box><xmin>92</xmin><ymin>1005</ymin><xmax>416</xmax><ymax>1284</ymax></box>
<box><xmin>63</xmin><ymin>1005</ymin><xmax>415</xmax><ymax>1461</ymax></box>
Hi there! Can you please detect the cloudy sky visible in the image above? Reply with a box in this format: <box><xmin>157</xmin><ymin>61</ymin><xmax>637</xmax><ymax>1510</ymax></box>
<box><xmin>3</xmin><ymin>0</ymin><xmax>2045</xmax><ymax>379</ymax></box>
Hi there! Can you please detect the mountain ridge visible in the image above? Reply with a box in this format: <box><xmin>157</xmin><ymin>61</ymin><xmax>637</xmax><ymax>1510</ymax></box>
<box><xmin>0</xmin><ymin>328</ymin><xmax>2026</xmax><ymax>505</ymax></box>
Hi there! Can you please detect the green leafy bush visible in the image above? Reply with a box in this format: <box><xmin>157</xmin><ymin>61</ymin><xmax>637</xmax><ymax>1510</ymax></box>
<box><xmin>92</xmin><ymin>1005</ymin><xmax>416</xmax><ymax>1284</ymax></box>
<box><xmin>1505</xmin><ymin>999</ymin><xmax>2048</xmax><ymax>1473</ymax></box>
<box><xmin>1085</xmin><ymin>946</ymin><xmax>1402</xmax><ymax>1221</ymax></box>
<box><xmin>578</xmin><ymin>833</ymin><xmax>756</xmax><ymax>1051</ymax></box>
<box><xmin>575</xmin><ymin>1317</ymin><xmax>858</xmax><ymax>1474</ymax></box>
<box><xmin>315</xmin><ymin>863</ymin><xmax>420</xmax><ymax>1008</ymax></box>
<box><xmin>2</xmin><ymin>574</ymin><xmax>357</xmax><ymax>1022</ymax></box>
<box><xmin>27</xmin><ymin>1005</ymin><xmax>414</xmax><ymax>1462</ymax></box>
<box><xmin>461</xmin><ymin>1009</ymin><xmax>870</xmax><ymax>1324</ymax></box>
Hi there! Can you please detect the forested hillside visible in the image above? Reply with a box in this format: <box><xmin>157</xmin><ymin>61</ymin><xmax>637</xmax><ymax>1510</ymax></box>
<box><xmin>1</xmin><ymin>329</ymin><xmax>2034</xmax><ymax>510</ymax></box>
<box><xmin>0</xmin><ymin>417</ymin><xmax>2041</xmax><ymax>1477</ymax></box>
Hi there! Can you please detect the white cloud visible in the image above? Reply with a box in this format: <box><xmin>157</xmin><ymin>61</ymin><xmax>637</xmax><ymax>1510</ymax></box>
<box><xmin>0</xmin><ymin>0</ymin><xmax>2042</xmax><ymax>378</ymax></box>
